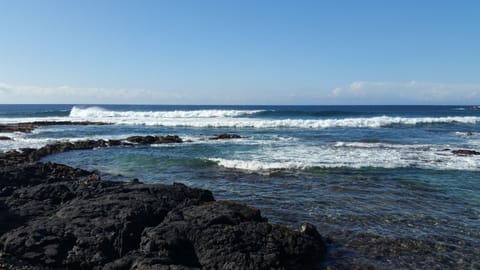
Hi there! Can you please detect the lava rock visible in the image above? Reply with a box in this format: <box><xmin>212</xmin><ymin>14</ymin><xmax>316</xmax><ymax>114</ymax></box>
<box><xmin>126</xmin><ymin>135</ymin><xmax>183</xmax><ymax>144</ymax></box>
<box><xmin>0</xmin><ymin>183</ymin><xmax>214</xmax><ymax>268</ymax></box>
<box><xmin>209</xmin><ymin>133</ymin><xmax>242</xmax><ymax>140</ymax></box>
<box><xmin>0</xmin><ymin>137</ymin><xmax>326</xmax><ymax>269</ymax></box>
<box><xmin>128</xmin><ymin>201</ymin><xmax>326</xmax><ymax>269</ymax></box>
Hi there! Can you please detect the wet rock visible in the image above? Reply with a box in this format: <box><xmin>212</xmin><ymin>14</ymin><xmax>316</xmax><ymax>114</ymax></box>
<box><xmin>209</xmin><ymin>133</ymin><xmax>242</xmax><ymax>140</ymax></box>
<box><xmin>452</xmin><ymin>149</ymin><xmax>480</xmax><ymax>156</ymax></box>
<box><xmin>126</xmin><ymin>135</ymin><xmax>182</xmax><ymax>144</ymax></box>
<box><xmin>0</xmin><ymin>136</ymin><xmax>12</xmax><ymax>140</ymax></box>
<box><xmin>0</xmin><ymin>123</ymin><xmax>36</xmax><ymax>133</ymax></box>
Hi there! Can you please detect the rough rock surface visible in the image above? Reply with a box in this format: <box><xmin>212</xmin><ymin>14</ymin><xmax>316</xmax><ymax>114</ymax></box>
<box><xmin>209</xmin><ymin>133</ymin><xmax>242</xmax><ymax>140</ymax></box>
<box><xmin>0</xmin><ymin>137</ymin><xmax>326</xmax><ymax>269</ymax></box>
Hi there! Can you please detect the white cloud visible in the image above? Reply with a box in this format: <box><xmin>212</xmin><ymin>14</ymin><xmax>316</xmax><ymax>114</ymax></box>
<box><xmin>0</xmin><ymin>82</ymin><xmax>187</xmax><ymax>104</ymax></box>
<box><xmin>331</xmin><ymin>87</ymin><xmax>342</xmax><ymax>97</ymax></box>
<box><xmin>1</xmin><ymin>81</ymin><xmax>480</xmax><ymax>105</ymax></box>
<box><xmin>331</xmin><ymin>81</ymin><xmax>480</xmax><ymax>104</ymax></box>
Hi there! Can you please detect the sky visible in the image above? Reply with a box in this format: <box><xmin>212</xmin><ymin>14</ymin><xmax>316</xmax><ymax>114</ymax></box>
<box><xmin>1</xmin><ymin>0</ymin><xmax>479</xmax><ymax>105</ymax></box>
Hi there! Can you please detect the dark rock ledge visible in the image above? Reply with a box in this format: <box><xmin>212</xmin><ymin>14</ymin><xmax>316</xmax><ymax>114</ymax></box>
<box><xmin>0</xmin><ymin>121</ymin><xmax>110</xmax><ymax>133</ymax></box>
<box><xmin>0</xmin><ymin>136</ymin><xmax>326</xmax><ymax>269</ymax></box>
<box><xmin>209</xmin><ymin>133</ymin><xmax>242</xmax><ymax>140</ymax></box>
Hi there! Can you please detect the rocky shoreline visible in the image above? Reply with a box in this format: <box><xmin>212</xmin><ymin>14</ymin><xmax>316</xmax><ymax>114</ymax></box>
<box><xmin>0</xmin><ymin>133</ymin><xmax>326</xmax><ymax>269</ymax></box>
<box><xmin>0</xmin><ymin>121</ymin><xmax>110</xmax><ymax>133</ymax></box>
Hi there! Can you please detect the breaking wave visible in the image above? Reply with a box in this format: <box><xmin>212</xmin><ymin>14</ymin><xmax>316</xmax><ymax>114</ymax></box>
<box><xmin>69</xmin><ymin>106</ymin><xmax>264</xmax><ymax>118</ymax></box>
<box><xmin>65</xmin><ymin>107</ymin><xmax>480</xmax><ymax>129</ymax></box>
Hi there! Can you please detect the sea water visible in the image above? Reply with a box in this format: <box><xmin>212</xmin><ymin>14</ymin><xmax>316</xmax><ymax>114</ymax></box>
<box><xmin>1</xmin><ymin>104</ymin><xmax>479</xmax><ymax>268</ymax></box>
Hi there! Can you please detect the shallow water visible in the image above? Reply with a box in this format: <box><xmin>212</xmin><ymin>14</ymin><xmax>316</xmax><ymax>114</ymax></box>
<box><xmin>2</xmin><ymin>104</ymin><xmax>480</xmax><ymax>268</ymax></box>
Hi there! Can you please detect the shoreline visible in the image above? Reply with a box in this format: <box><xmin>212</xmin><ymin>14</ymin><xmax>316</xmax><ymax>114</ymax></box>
<box><xmin>1</xmin><ymin>120</ymin><xmax>479</xmax><ymax>269</ymax></box>
<box><xmin>0</xmin><ymin>121</ymin><xmax>111</xmax><ymax>133</ymax></box>
<box><xmin>0</xmin><ymin>134</ymin><xmax>326</xmax><ymax>269</ymax></box>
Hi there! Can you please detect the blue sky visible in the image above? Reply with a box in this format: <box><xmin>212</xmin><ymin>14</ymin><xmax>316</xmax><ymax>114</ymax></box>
<box><xmin>1</xmin><ymin>0</ymin><xmax>479</xmax><ymax>104</ymax></box>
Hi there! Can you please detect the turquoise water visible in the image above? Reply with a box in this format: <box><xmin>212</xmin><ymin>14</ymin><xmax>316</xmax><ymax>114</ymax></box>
<box><xmin>1</xmin><ymin>105</ymin><xmax>479</xmax><ymax>268</ymax></box>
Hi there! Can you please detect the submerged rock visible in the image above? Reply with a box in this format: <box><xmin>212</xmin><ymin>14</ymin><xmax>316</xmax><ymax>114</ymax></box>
<box><xmin>0</xmin><ymin>138</ymin><xmax>326</xmax><ymax>269</ymax></box>
<box><xmin>209</xmin><ymin>133</ymin><xmax>242</xmax><ymax>140</ymax></box>
<box><xmin>452</xmin><ymin>149</ymin><xmax>480</xmax><ymax>156</ymax></box>
<box><xmin>0</xmin><ymin>136</ymin><xmax>12</xmax><ymax>141</ymax></box>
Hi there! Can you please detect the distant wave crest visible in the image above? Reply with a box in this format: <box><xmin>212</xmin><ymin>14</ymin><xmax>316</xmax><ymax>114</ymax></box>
<box><xmin>66</xmin><ymin>107</ymin><xmax>480</xmax><ymax>128</ymax></box>
<box><xmin>69</xmin><ymin>106</ymin><xmax>265</xmax><ymax>118</ymax></box>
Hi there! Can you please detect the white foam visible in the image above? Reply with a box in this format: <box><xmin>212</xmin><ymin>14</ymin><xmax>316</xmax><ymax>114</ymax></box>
<box><xmin>209</xmin><ymin>158</ymin><xmax>306</xmax><ymax>172</ymax></box>
<box><xmin>69</xmin><ymin>106</ymin><xmax>264</xmax><ymax>119</ymax></box>
<box><xmin>334</xmin><ymin>141</ymin><xmax>432</xmax><ymax>150</ymax></box>
<box><xmin>139</xmin><ymin>116</ymin><xmax>480</xmax><ymax>129</ymax></box>
<box><xmin>67</xmin><ymin>108</ymin><xmax>480</xmax><ymax>128</ymax></box>
<box><xmin>208</xmin><ymin>141</ymin><xmax>480</xmax><ymax>173</ymax></box>
<box><xmin>1</xmin><ymin>106</ymin><xmax>479</xmax><ymax>129</ymax></box>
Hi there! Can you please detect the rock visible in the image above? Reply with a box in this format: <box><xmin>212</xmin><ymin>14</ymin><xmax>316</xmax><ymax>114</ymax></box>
<box><xmin>0</xmin><ymin>137</ymin><xmax>326</xmax><ymax>269</ymax></box>
<box><xmin>130</xmin><ymin>201</ymin><xmax>326</xmax><ymax>269</ymax></box>
<box><xmin>209</xmin><ymin>133</ymin><xmax>242</xmax><ymax>140</ymax></box>
<box><xmin>0</xmin><ymin>121</ymin><xmax>109</xmax><ymax>133</ymax></box>
<box><xmin>0</xmin><ymin>136</ymin><xmax>182</xmax><ymax>166</ymax></box>
<box><xmin>126</xmin><ymin>135</ymin><xmax>182</xmax><ymax>144</ymax></box>
<box><xmin>1</xmin><ymin>182</ymin><xmax>213</xmax><ymax>268</ymax></box>
<box><xmin>0</xmin><ymin>136</ymin><xmax>12</xmax><ymax>140</ymax></box>
<box><xmin>452</xmin><ymin>149</ymin><xmax>480</xmax><ymax>156</ymax></box>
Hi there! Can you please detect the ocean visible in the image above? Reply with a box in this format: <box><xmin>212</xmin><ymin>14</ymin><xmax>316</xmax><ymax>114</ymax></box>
<box><xmin>1</xmin><ymin>104</ymin><xmax>479</xmax><ymax>268</ymax></box>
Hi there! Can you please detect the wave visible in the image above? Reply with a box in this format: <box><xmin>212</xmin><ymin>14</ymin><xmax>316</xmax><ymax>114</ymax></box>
<box><xmin>209</xmin><ymin>158</ymin><xmax>306</xmax><ymax>172</ymax></box>
<box><xmin>113</xmin><ymin>116</ymin><xmax>480</xmax><ymax>129</ymax></box>
<box><xmin>66</xmin><ymin>108</ymin><xmax>480</xmax><ymax>128</ymax></box>
<box><xmin>252</xmin><ymin>110</ymin><xmax>365</xmax><ymax>118</ymax></box>
<box><xmin>208</xmin><ymin>141</ymin><xmax>480</xmax><ymax>173</ymax></box>
<box><xmin>2</xmin><ymin>106</ymin><xmax>479</xmax><ymax>129</ymax></box>
<box><xmin>69</xmin><ymin>106</ymin><xmax>264</xmax><ymax>118</ymax></box>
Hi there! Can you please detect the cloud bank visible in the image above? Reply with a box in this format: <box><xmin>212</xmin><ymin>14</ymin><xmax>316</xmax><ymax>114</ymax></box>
<box><xmin>1</xmin><ymin>81</ymin><xmax>479</xmax><ymax>105</ymax></box>
<box><xmin>0</xmin><ymin>82</ymin><xmax>187</xmax><ymax>104</ymax></box>
<box><xmin>330</xmin><ymin>81</ymin><xmax>480</xmax><ymax>105</ymax></box>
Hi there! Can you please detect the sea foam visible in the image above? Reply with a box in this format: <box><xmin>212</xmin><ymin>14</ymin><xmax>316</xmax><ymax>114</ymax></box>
<box><xmin>67</xmin><ymin>107</ymin><xmax>480</xmax><ymax>129</ymax></box>
<box><xmin>69</xmin><ymin>106</ymin><xmax>264</xmax><ymax>118</ymax></box>
<box><xmin>208</xmin><ymin>141</ymin><xmax>480</xmax><ymax>173</ymax></box>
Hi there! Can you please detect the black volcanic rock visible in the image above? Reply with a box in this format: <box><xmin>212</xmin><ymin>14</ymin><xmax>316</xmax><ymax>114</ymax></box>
<box><xmin>126</xmin><ymin>135</ymin><xmax>183</xmax><ymax>144</ymax></box>
<box><xmin>209</xmin><ymin>133</ymin><xmax>242</xmax><ymax>140</ymax></box>
<box><xmin>0</xmin><ymin>137</ymin><xmax>326</xmax><ymax>269</ymax></box>
<box><xmin>124</xmin><ymin>201</ymin><xmax>326</xmax><ymax>270</ymax></box>
<box><xmin>1</xmin><ymin>182</ymin><xmax>214</xmax><ymax>269</ymax></box>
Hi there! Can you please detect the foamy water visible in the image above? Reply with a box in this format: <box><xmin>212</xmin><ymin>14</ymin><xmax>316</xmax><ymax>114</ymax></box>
<box><xmin>2</xmin><ymin>105</ymin><xmax>480</xmax><ymax>172</ymax></box>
